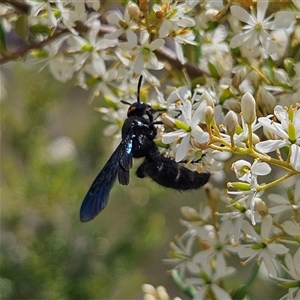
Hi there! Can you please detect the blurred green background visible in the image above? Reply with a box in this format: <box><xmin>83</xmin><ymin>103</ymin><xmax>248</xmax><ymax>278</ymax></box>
<box><xmin>0</xmin><ymin>64</ymin><xmax>286</xmax><ymax>299</ymax></box>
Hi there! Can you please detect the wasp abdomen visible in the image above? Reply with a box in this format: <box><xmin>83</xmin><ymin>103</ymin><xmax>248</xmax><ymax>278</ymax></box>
<box><xmin>136</xmin><ymin>155</ymin><xmax>210</xmax><ymax>190</ymax></box>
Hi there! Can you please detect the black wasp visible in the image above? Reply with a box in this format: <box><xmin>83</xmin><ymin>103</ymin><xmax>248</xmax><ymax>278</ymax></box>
<box><xmin>80</xmin><ymin>76</ymin><xmax>210</xmax><ymax>222</ymax></box>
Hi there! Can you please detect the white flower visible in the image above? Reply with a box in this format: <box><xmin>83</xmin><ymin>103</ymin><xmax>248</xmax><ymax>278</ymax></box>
<box><xmin>172</xmin><ymin>28</ymin><xmax>197</xmax><ymax>64</ymax></box>
<box><xmin>35</xmin><ymin>34</ymin><xmax>75</xmax><ymax>82</ymax></box>
<box><xmin>164</xmin><ymin>234</ymin><xmax>197</xmax><ymax>278</ymax></box>
<box><xmin>185</xmin><ymin>259</ymin><xmax>235</xmax><ymax>300</ymax></box>
<box><xmin>193</xmin><ymin>224</ymin><xmax>235</xmax><ymax>274</ymax></box>
<box><xmin>77</xmin><ymin>66</ymin><xmax>119</xmax><ymax>103</ymax></box>
<box><xmin>153</xmin><ymin>1</ymin><xmax>195</xmax><ymax>38</ymax></box>
<box><xmin>230</xmin><ymin>0</ymin><xmax>294</xmax><ymax>55</ymax></box>
<box><xmin>232</xmin><ymin>159</ymin><xmax>271</xmax><ymax>183</ymax></box>
<box><xmin>200</xmin><ymin>25</ymin><xmax>232</xmax><ymax>73</ymax></box>
<box><xmin>255</xmin><ymin>105</ymin><xmax>300</xmax><ymax>171</ymax></box>
<box><xmin>67</xmin><ymin>19</ymin><xmax>117</xmax><ymax>75</ymax></box>
<box><xmin>237</xmin><ymin>220</ymin><xmax>289</xmax><ymax>276</ymax></box>
<box><xmin>281</xmin><ymin>220</ymin><xmax>300</xmax><ymax>239</ymax></box>
<box><xmin>121</xmin><ymin>30</ymin><xmax>164</xmax><ymax>74</ymax></box>
<box><xmin>105</xmin><ymin>5</ymin><xmax>137</xmax><ymax>40</ymax></box>
<box><xmin>273</xmin><ymin>249</ymin><xmax>300</xmax><ymax>300</ymax></box>
<box><xmin>268</xmin><ymin>178</ymin><xmax>300</xmax><ymax>216</ymax></box>
<box><xmin>29</xmin><ymin>0</ymin><xmax>57</xmax><ymax>26</ymax></box>
<box><xmin>162</xmin><ymin>87</ymin><xmax>209</xmax><ymax>162</ymax></box>
<box><xmin>229</xmin><ymin>159</ymin><xmax>271</xmax><ymax>225</ymax></box>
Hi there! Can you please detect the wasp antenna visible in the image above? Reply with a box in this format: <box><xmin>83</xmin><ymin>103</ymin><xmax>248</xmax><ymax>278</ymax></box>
<box><xmin>121</xmin><ymin>100</ymin><xmax>131</xmax><ymax>106</ymax></box>
<box><xmin>137</xmin><ymin>75</ymin><xmax>143</xmax><ymax>103</ymax></box>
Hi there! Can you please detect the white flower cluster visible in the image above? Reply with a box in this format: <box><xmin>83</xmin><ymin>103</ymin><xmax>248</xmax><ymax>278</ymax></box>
<box><xmin>1</xmin><ymin>0</ymin><xmax>300</xmax><ymax>299</ymax></box>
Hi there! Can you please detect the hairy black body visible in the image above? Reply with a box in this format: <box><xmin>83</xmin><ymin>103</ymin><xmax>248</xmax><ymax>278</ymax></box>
<box><xmin>80</xmin><ymin>77</ymin><xmax>210</xmax><ymax>222</ymax></box>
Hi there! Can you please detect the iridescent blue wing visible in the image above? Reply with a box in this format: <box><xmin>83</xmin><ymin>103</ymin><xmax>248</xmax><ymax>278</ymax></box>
<box><xmin>80</xmin><ymin>121</ymin><xmax>140</xmax><ymax>222</ymax></box>
<box><xmin>80</xmin><ymin>141</ymin><xmax>131</xmax><ymax>222</ymax></box>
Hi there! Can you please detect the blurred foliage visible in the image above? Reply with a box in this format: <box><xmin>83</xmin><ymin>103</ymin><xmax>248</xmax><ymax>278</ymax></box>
<box><xmin>0</xmin><ymin>64</ymin><xmax>204</xmax><ymax>299</ymax></box>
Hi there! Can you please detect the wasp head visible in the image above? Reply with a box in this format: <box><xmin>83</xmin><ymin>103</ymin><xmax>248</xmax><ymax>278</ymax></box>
<box><xmin>123</xmin><ymin>76</ymin><xmax>154</xmax><ymax>123</ymax></box>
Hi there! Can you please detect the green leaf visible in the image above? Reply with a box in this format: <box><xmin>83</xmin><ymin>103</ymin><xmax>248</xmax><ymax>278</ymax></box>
<box><xmin>231</xmin><ymin>284</ymin><xmax>248</xmax><ymax>300</ymax></box>
<box><xmin>16</xmin><ymin>15</ymin><xmax>29</xmax><ymax>42</ymax></box>
<box><xmin>184</xmin><ymin>29</ymin><xmax>202</xmax><ymax>64</ymax></box>
<box><xmin>191</xmin><ymin>77</ymin><xmax>207</xmax><ymax>89</ymax></box>
<box><xmin>207</xmin><ymin>61</ymin><xmax>220</xmax><ymax>79</ymax></box>
<box><xmin>0</xmin><ymin>20</ymin><xmax>7</xmax><ymax>53</ymax></box>
<box><xmin>30</xmin><ymin>24</ymin><xmax>52</xmax><ymax>35</ymax></box>
<box><xmin>219</xmin><ymin>87</ymin><xmax>234</xmax><ymax>104</ymax></box>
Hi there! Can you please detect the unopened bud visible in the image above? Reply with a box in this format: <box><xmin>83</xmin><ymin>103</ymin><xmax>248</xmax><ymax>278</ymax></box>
<box><xmin>205</xmin><ymin>106</ymin><xmax>214</xmax><ymax>124</ymax></box>
<box><xmin>205</xmin><ymin>9</ymin><xmax>221</xmax><ymax>21</ymax></box>
<box><xmin>241</xmin><ymin>92</ymin><xmax>256</xmax><ymax>125</ymax></box>
<box><xmin>254</xmin><ymin>198</ymin><xmax>268</xmax><ymax>216</ymax></box>
<box><xmin>128</xmin><ymin>3</ymin><xmax>141</xmax><ymax>23</ymax></box>
<box><xmin>223</xmin><ymin>99</ymin><xmax>241</xmax><ymax>113</ymax></box>
<box><xmin>161</xmin><ymin>113</ymin><xmax>176</xmax><ymax>128</ymax></box>
<box><xmin>156</xmin><ymin>286</ymin><xmax>169</xmax><ymax>300</ymax></box>
<box><xmin>249</xmin><ymin>70</ymin><xmax>261</xmax><ymax>89</ymax></box>
<box><xmin>279</xmin><ymin>281</ymin><xmax>300</xmax><ymax>289</ymax></box>
<box><xmin>228</xmin><ymin>182</ymin><xmax>251</xmax><ymax>191</ymax></box>
<box><xmin>274</xmin><ymin>69</ymin><xmax>291</xmax><ymax>86</ymax></box>
<box><xmin>180</xmin><ymin>206</ymin><xmax>200</xmax><ymax>221</ymax></box>
<box><xmin>252</xmin><ymin>133</ymin><xmax>260</xmax><ymax>145</ymax></box>
<box><xmin>200</xmin><ymin>91</ymin><xmax>214</xmax><ymax>107</ymax></box>
<box><xmin>142</xmin><ymin>284</ymin><xmax>156</xmax><ymax>296</ymax></box>
<box><xmin>225</xmin><ymin>110</ymin><xmax>238</xmax><ymax>136</ymax></box>
<box><xmin>232</xmin><ymin>67</ymin><xmax>247</xmax><ymax>87</ymax></box>
<box><xmin>257</xmin><ymin>86</ymin><xmax>276</xmax><ymax>114</ymax></box>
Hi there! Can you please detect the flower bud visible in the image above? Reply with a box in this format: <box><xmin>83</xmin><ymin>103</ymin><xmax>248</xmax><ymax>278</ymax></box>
<box><xmin>161</xmin><ymin>113</ymin><xmax>176</xmax><ymax>128</ymax></box>
<box><xmin>142</xmin><ymin>284</ymin><xmax>156</xmax><ymax>296</ymax></box>
<box><xmin>254</xmin><ymin>198</ymin><xmax>268</xmax><ymax>216</ymax></box>
<box><xmin>252</xmin><ymin>133</ymin><xmax>260</xmax><ymax>145</ymax></box>
<box><xmin>274</xmin><ymin>69</ymin><xmax>291</xmax><ymax>86</ymax></box>
<box><xmin>248</xmin><ymin>70</ymin><xmax>261</xmax><ymax>89</ymax></box>
<box><xmin>257</xmin><ymin>86</ymin><xmax>276</xmax><ymax>114</ymax></box>
<box><xmin>200</xmin><ymin>91</ymin><xmax>214</xmax><ymax>107</ymax></box>
<box><xmin>128</xmin><ymin>3</ymin><xmax>141</xmax><ymax>23</ymax></box>
<box><xmin>279</xmin><ymin>281</ymin><xmax>300</xmax><ymax>289</ymax></box>
<box><xmin>223</xmin><ymin>99</ymin><xmax>241</xmax><ymax>113</ymax></box>
<box><xmin>227</xmin><ymin>182</ymin><xmax>251</xmax><ymax>191</ymax></box>
<box><xmin>205</xmin><ymin>9</ymin><xmax>221</xmax><ymax>21</ymax></box>
<box><xmin>180</xmin><ymin>206</ymin><xmax>200</xmax><ymax>221</ymax></box>
<box><xmin>241</xmin><ymin>92</ymin><xmax>256</xmax><ymax>125</ymax></box>
<box><xmin>232</xmin><ymin>67</ymin><xmax>247</xmax><ymax>87</ymax></box>
<box><xmin>225</xmin><ymin>111</ymin><xmax>238</xmax><ymax>136</ymax></box>
<box><xmin>156</xmin><ymin>286</ymin><xmax>169</xmax><ymax>300</ymax></box>
<box><xmin>204</xmin><ymin>106</ymin><xmax>214</xmax><ymax>124</ymax></box>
